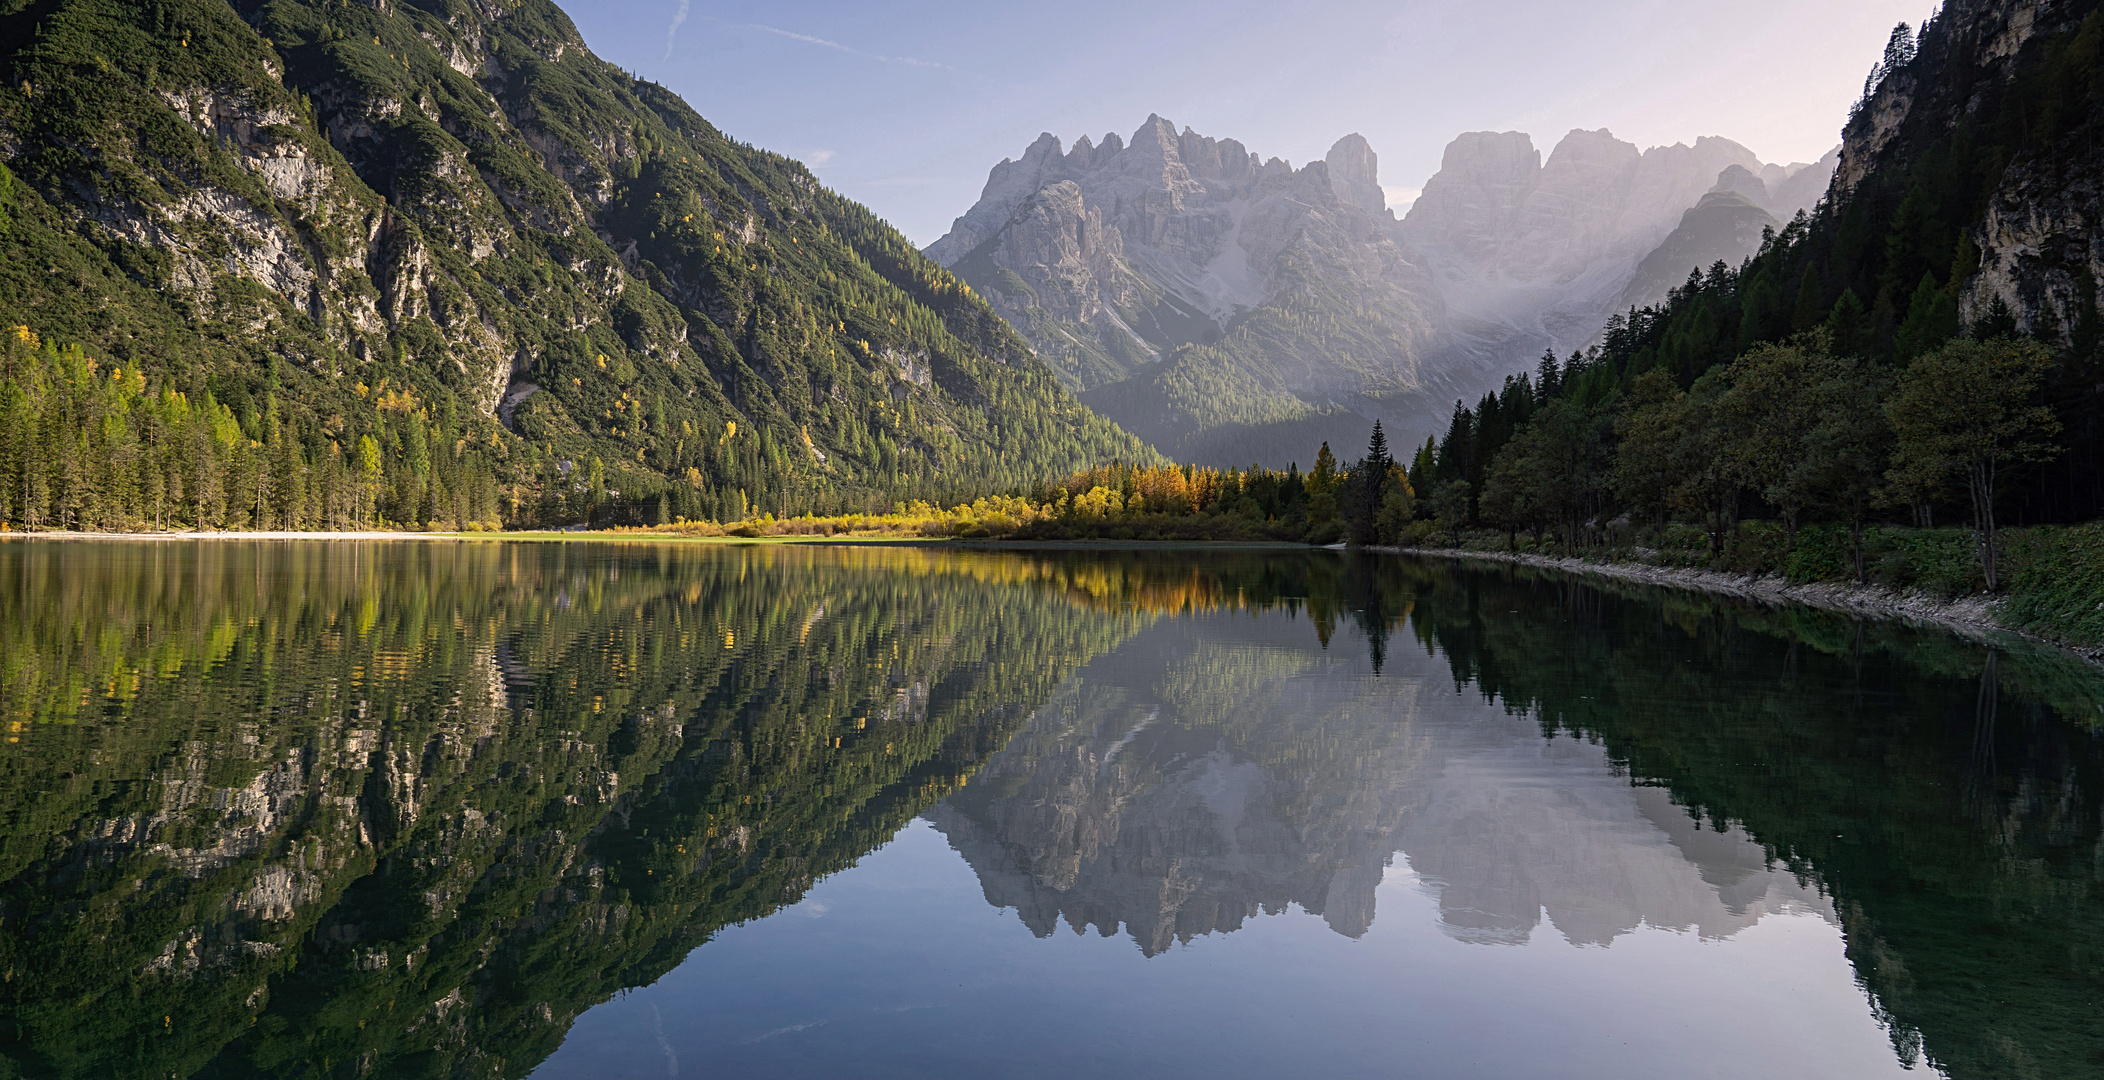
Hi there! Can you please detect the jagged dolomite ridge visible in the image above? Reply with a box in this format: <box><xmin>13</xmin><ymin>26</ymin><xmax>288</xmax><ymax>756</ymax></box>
<box><xmin>927</xmin><ymin>116</ymin><xmax>1441</xmax><ymax>463</ymax></box>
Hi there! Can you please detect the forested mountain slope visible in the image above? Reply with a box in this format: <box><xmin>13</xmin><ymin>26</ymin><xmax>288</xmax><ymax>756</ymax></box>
<box><xmin>0</xmin><ymin>0</ymin><xmax>1152</xmax><ymax>530</ymax></box>
<box><xmin>1368</xmin><ymin>0</ymin><xmax>2104</xmax><ymax>620</ymax></box>
<box><xmin>1524</xmin><ymin>0</ymin><xmax>2104</xmax><ymax>528</ymax></box>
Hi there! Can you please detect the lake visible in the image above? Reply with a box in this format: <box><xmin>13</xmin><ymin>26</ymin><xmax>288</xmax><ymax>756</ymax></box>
<box><xmin>0</xmin><ymin>540</ymin><xmax>2098</xmax><ymax>1079</ymax></box>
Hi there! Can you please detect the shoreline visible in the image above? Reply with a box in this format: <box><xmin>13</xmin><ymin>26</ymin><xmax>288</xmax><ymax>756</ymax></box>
<box><xmin>1383</xmin><ymin>544</ymin><xmax>2103</xmax><ymax>663</ymax></box>
<box><xmin>6</xmin><ymin>529</ymin><xmax>2095</xmax><ymax>663</ymax></box>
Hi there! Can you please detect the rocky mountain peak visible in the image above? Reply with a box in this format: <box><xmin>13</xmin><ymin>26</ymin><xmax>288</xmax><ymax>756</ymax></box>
<box><xmin>928</xmin><ymin>115</ymin><xmax>1443</xmax><ymax>462</ymax></box>
<box><xmin>1711</xmin><ymin>164</ymin><xmax>1770</xmax><ymax>203</ymax></box>
<box><xmin>1325</xmin><ymin>133</ymin><xmax>1387</xmax><ymax>217</ymax></box>
<box><xmin>1394</xmin><ymin>126</ymin><xmax>1813</xmax><ymax>432</ymax></box>
<box><xmin>1401</xmin><ymin>131</ymin><xmax>1541</xmax><ymax>254</ymax></box>
<box><xmin>0</xmin><ymin>0</ymin><xmax>1146</xmax><ymax>527</ymax></box>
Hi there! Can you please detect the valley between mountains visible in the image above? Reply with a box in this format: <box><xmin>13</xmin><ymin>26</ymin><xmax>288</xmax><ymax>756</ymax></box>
<box><xmin>0</xmin><ymin>0</ymin><xmax>2099</xmax><ymax>560</ymax></box>
<box><xmin>928</xmin><ymin>117</ymin><xmax>1837</xmax><ymax>462</ymax></box>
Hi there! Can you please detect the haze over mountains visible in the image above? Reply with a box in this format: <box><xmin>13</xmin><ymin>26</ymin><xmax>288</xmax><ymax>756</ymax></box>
<box><xmin>930</xmin><ymin>121</ymin><xmax>1838</xmax><ymax>462</ymax></box>
<box><xmin>1401</xmin><ymin>131</ymin><xmax>1837</xmax><ymax>387</ymax></box>
<box><xmin>0</xmin><ymin>0</ymin><xmax>2085</xmax><ymax>525</ymax></box>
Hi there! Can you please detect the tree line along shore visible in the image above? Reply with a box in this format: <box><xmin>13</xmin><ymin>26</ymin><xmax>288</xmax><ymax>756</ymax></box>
<box><xmin>4</xmin><ymin>293</ymin><xmax>2101</xmax><ymax>649</ymax></box>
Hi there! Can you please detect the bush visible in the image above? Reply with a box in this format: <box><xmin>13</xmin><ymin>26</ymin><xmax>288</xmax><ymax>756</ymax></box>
<box><xmin>1304</xmin><ymin>520</ymin><xmax>1346</xmax><ymax>546</ymax></box>
<box><xmin>1862</xmin><ymin>527</ymin><xmax>1982</xmax><ymax>598</ymax></box>
<box><xmin>2004</xmin><ymin>524</ymin><xmax>2104</xmax><ymax>646</ymax></box>
<box><xmin>1396</xmin><ymin>519</ymin><xmax>1438</xmax><ymax>547</ymax></box>
<box><xmin>1724</xmin><ymin>520</ymin><xmax>1788</xmax><ymax>574</ymax></box>
<box><xmin>1784</xmin><ymin>524</ymin><xmax>1852</xmax><ymax>583</ymax></box>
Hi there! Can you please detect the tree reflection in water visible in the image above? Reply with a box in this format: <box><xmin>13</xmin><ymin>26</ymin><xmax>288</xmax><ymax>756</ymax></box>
<box><xmin>0</xmin><ymin>542</ymin><xmax>2097</xmax><ymax>1080</ymax></box>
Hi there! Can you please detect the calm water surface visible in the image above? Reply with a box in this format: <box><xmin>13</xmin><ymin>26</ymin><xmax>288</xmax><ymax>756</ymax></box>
<box><xmin>1</xmin><ymin>540</ymin><xmax>2100</xmax><ymax>1079</ymax></box>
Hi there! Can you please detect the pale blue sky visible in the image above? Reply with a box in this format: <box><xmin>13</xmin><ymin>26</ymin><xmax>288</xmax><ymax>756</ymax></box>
<box><xmin>567</xmin><ymin>1</ymin><xmax>1929</xmax><ymax>245</ymax></box>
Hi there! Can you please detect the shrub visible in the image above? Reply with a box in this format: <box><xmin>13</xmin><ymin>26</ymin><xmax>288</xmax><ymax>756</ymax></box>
<box><xmin>2004</xmin><ymin>524</ymin><xmax>2104</xmax><ymax>646</ymax></box>
<box><xmin>1784</xmin><ymin>524</ymin><xmax>1852</xmax><ymax>583</ymax></box>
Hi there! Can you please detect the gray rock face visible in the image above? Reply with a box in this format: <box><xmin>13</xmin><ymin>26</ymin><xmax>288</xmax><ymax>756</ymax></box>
<box><xmin>930</xmin><ymin>117</ymin><xmax>1841</xmax><ymax>457</ymax></box>
<box><xmin>1621</xmin><ymin>192</ymin><xmax>1779</xmax><ymax>308</ymax></box>
<box><xmin>1712</xmin><ymin>164</ymin><xmax>1771</xmax><ymax>205</ymax></box>
<box><xmin>1763</xmin><ymin>147</ymin><xmax>1841</xmax><ymax>219</ymax></box>
<box><xmin>1619</xmin><ymin>152</ymin><xmax>1839</xmax><ymax>310</ymax></box>
<box><xmin>1839</xmin><ymin>0</ymin><xmax>2102</xmax><ymax>333</ymax></box>
<box><xmin>927</xmin><ymin>116</ymin><xmax>1441</xmax><ymax>463</ymax></box>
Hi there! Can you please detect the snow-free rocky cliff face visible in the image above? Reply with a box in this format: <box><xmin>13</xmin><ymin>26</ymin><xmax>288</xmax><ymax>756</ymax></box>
<box><xmin>927</xmin><ymin>116</ymin><xmax>1442</xmax><ymax>465</ymax></box>
<box><xmin>1838</xmin><ymin>0</ymin><xmax>2103</xmax><ymax>335</ymax></box>
<box><xmin>0</xmin><ymin>0</ymin><xmax>1148</xmax><ymax>514</ymax></box>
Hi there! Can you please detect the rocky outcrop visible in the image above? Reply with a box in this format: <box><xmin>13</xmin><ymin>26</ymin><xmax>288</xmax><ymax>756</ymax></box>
<box><xmin>1829</xmin><ymin>0</ymin><xmax>2104</xmax><ymax>334</ymax></box>
<box><xmin>928</xmin><ymin>116</ymin><xmax>1442</xmax><ymax>463</ymax></box>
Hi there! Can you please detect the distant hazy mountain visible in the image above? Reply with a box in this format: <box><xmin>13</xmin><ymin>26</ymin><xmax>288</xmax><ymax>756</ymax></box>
<box><xmin>931</xmin><ymin>119</ymin><xmax>1841</xmax><ymax>461</ymax></box>
<box><xmin>1620</xmin><ymin>152</ymin><xmax>1843</xmax><ymax>308</ymax></box>
<box><xmin>928</xmin><ymin>614</ymin><xmax>1828</xmax><ymax>956</ymax></box>
<box><xmin>1398</xmin><ymin>130</ymin><xmax>1838</xmax><ymax>390</ymax></box>
<box><xmin>927</xmin><ymin>116</ymin><xmax>1442</xmax><ymax>465</ymax></box>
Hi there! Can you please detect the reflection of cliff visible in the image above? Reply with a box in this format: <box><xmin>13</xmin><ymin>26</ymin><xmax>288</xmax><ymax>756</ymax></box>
<box><xmin>0</xmin><ymin>541</ymin><xmax>1147</xmax><ymax>1080</ymax></box>
<box><xmin>930</xmin><ymin>613</ymin><xmax>1825</xmax><ymax>956</ymax></box>
<box><xmin>1400</xmin><ymin>724</ymin><xmax>1826</xmax><ymax>945</ymax></box>
<box><xmin>930</xmin><ymin>656</ymin><xmax>1424</xmax><ymax>953</ymax></box>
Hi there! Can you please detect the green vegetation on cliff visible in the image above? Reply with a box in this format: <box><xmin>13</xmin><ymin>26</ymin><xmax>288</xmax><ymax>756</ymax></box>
<box><xmin>0</xmin><ymin>0</ymin><xmax>1154</xmax><ymax>532</ymax></box>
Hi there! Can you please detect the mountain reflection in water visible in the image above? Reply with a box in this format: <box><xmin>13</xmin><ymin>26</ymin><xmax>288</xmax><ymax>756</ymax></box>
<box><xmin>0</xmin><ymin>542</ymin><xmax>2099</xmax><ymax>1080</ymax></box>
<box><xmin>932</xmin><ymin>616</ymin><xmax>1828</xmax><ymax>955</ymax></box>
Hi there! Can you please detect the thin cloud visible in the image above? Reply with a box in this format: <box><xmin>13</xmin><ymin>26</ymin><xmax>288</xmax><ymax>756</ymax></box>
<box><xmin>712</xmin><ymin>18</ymin><xmax>957</xmax><ymax>72</ymax></box>
<box><xmin>748</xmin><ymin>24</ymin><xmax>854</xmax><ymax>52</ymax></box>
<box><xmin>663</xmin><ymin>0</ymin><xmax>689</xmax><ymax>62</ymax></box>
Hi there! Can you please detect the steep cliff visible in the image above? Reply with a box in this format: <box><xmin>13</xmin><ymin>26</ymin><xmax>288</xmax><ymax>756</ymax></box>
<box><xmin>928</xmin><ymin>117</ymin><xmax>1442</xmax><ymax>465</ymax></box>
<box><xmin>1596</xmin><ymin>0</ymin><xmax>2104</xmax><ymax>522</ymax></box>
<box><xmin>0</xmin><ymin>0</ymin><xmax>1152</xmax><ymax>528</ymax></box>
<box><xmin>1834</xmin><ymin>0</ymin><xmax>2104</xmax><ymax>334</ymax></box>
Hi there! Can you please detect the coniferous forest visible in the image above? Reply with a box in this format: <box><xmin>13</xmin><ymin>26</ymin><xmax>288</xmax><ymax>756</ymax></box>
<box><xmin>0</xmin><ymin>0</ymin><xmax>1155</xmax><ymax>534</ymax></box>
<box><xmin>0</xmin><ymin>0</ymin><xmax>2100</xmax><ymax>654</ymax></box>
<box><xmin>1372</xmin><ymin>9</ymin><xmax>2104</xmax><ymax>618</ymax></box>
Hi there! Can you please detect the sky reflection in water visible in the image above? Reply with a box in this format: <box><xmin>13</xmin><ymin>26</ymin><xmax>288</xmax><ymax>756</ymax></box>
<box><xmin>3</xmin><ymin>541</ymin><xmax>2098</xmax><ymax>1080</ymax></box>
<box><xmin>539</xmin><ymin>609</ymin><xmax>1911</xmax><ymax>1080</ymax></box>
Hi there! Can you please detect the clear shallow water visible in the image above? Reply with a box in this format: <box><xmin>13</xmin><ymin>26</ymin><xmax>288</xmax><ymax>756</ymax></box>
<box><xmin>1</xmin><ymin>541</ymin><xmax>2100</xmax><ymax>1080</ymax></box>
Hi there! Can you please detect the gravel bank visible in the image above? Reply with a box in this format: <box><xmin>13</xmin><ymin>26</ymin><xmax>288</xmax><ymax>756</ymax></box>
<box><xmin>1382</xmin><ymin>546</ymin><xmax>2084</xmax><ymax>655</ymax></box>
